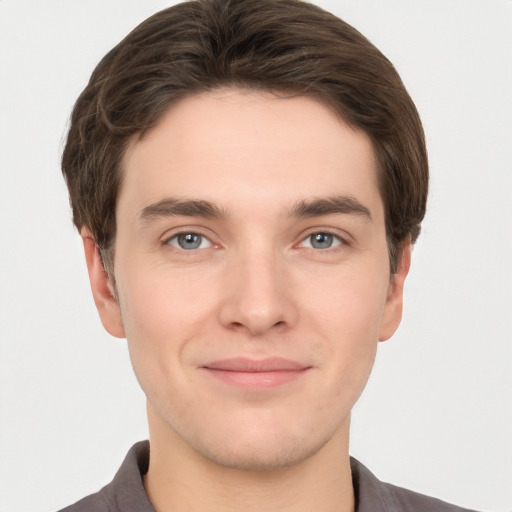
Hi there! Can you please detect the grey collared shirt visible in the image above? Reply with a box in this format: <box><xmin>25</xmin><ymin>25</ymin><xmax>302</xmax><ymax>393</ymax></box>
<box><xmin>59</xmin><ymin>441</ymin><xmax>478</xmax><ymax>512</ymax></box>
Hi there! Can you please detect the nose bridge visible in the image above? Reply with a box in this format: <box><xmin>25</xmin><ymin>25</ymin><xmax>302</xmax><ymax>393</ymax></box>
<box><xmin>219</xmin><ymin>237</ymin><xmax>296</xmax><ymax>335</ymax></box>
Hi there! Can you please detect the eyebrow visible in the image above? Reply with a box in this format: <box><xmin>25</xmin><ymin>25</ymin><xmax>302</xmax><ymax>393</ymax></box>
<box><xmin>137</xmin><ymin>195</ymin><xmax>372</xmax><ymax>224</ymax></box>
<box><xmin>288</xmin><ymin>196</ymin><xmax>372</xmax><ymax>221</ymax></box>
<box><xmin>138</xmin><ymin>198</ymin><xmax>228</xmax><ymax>223</ymax></box>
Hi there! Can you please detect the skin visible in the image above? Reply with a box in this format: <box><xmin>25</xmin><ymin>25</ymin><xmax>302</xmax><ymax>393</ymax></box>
<box><xmin>82</xmin><ymin>89</ymin><xmax>410</xmax><ymax>512</ymax></box>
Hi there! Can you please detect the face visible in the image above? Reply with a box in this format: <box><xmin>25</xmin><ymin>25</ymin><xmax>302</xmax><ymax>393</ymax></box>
<box><xmin>85</xmin><ymin>89</ymin><xmax>409</xmax><ymax>471</ymax></box>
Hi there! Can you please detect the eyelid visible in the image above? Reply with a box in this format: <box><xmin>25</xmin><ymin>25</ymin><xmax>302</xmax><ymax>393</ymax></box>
<box><xmin>161</xmin><ymin>227</ymin><xmax>218</xmax><ymax>250</ymax></box>
<box><xmin>297</xmin><ymin>227</ymin><xmax>351</xmax><ymax>247</ymax></box>
<box><xmin>169</xmin><ymin>233</ymin><xmax>212</xmax><ymax>250</ymax></box>
<box><xmin>299</xmin><ymin>232</ymin><xmax>343</xmax><ymax>249</ymax></box>
<box><xmin>159</xmin><ymin>225</ymin><xmax>351</xmax><ymax>251</ymax></box>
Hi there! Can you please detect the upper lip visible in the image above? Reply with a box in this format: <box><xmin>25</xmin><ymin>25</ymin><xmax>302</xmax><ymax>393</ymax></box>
<box><xmin>203</xmin><ymin>357</ymin><xmax>309</xmax><ymax>372</ymax></box>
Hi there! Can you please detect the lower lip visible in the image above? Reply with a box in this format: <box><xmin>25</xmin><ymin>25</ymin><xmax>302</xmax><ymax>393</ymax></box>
<box><xmin>203</xmin><ymin>368</ymin><xmax>309</xmax><ymax>390</ymax></box>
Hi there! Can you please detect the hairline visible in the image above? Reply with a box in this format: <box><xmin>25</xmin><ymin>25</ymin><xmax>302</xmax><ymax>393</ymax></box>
<box><xmin>100</xmin><ymin>86</ymin><xmax>398</xmax><ymax>279</ymax></box>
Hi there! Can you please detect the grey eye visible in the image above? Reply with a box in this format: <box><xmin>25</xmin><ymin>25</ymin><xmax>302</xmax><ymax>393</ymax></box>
<box><xmin>168</xmin><ymin>233</ymin><xmax>211</xmax><ymax>250</ymax></box>
<box><xmin>301</xmin><ymin>232</ymin><xmax>342</xmax><ymax>250</ymax></box>
<box><xmin>310</xmin><ymin>233</ymin><xmax>334</xmax><ymax>249</ymax></box>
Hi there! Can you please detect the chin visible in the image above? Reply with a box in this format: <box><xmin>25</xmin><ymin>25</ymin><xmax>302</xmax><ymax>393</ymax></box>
<box><xmin>196</xmin><ymin>433</ymin><xmax>325</xmax><ymax>472</ymax></box>
<box><xmin>180</xmin><ymin>411</ymin><xmax>344</xmax><ymax>473</ymax></box>
<box><xmin>146</xmin><ymin>379</ymin><xmax>354</xmax><ymax>473</ymax></box>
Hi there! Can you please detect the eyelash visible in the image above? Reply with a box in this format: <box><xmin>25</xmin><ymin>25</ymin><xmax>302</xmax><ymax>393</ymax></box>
<box><xmin>162</xmin><ymin>229</ymin><xmax>347</xmax><ymax>253</ymax></box>
<box><xmin>163</xmin><ymin>231</ymin><xmax>213</xmax><ymax>251</ymax></box>
<box><xmin>298</xmin><ymin>231</ymin><xmax>345</xmax><ymax>251</ymax></box>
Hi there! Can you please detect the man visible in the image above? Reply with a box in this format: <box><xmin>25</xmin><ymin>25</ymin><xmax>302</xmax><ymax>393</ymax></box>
<box><xmin>58</xmin><ymin>0</ymin><xmax>477</xmax><ymax>510</ymax></box>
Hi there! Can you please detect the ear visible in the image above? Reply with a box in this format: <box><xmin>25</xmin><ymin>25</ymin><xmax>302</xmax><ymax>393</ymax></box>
<box><xmin>378</xmin><ymin>240</ymin><xmax>412</xmax><ymax>342</ymax></box>
<box><xmin>81</xmin><ymin>230</ymin><xmax>126</xmax><ymax>338</ymax></box>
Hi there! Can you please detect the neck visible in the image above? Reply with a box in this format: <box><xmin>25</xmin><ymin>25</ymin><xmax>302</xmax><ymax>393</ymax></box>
<box><xmin>143</xmin><ymin>409</ymin><xmax>354</xmax><ymax>512</ymax></box>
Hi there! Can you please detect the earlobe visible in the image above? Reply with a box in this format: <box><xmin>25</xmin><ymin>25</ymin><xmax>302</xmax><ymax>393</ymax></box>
<box><xmin>378</xmin><ymin>241</ymin><xmax>412</xmax><ymax>342</ymax></box>
<box><xmin>81</xmin><ymin>230</ymin><xmax>126</xmax><ymax>339</ymax></box>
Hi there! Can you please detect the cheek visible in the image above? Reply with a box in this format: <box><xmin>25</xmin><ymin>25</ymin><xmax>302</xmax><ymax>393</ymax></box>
<box><xmin>118</xmin><ymin>260</ymin><xmax>216</xmax><ymax>332</ymax></box>
<box><xmin>115</xmin><ymin>266</ymin><xmax>218</xmax><ymax>383</ymax></box>
<box><xmin>301</xmin><ymin>264</ymin><xmax>388</xmax><ymax>384</ymax></box>
<box><xmin>304</xmin><ymin>264</ymin><xmax>389</xmax><ymax>338</ymax></box>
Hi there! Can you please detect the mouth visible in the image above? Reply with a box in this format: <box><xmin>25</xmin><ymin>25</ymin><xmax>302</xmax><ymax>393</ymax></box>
<box><xmin>201</xmin><ymin>357</ymin><xmax>311</xmax><ymax>390</ymax></box>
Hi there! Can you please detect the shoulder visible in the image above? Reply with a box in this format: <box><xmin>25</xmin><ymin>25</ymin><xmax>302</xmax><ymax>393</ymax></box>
<box><xmin>58</xmin><ymin>490</ymin><xmax>111</xmax><ymax>512</ymax></box>
<box><xmin>381</xmin><ymin>481</ymin><xmax>478</xmax><ymax>512</ymax></box>
<box><xmin>57</xmin><ymin>441</ymin><xmax>154</xmax><ymax>512</ymax></box>
<box><xmin>350</xmin><ymin>457</ymin><xmax>480</xmax><ymax>512</ymax></box>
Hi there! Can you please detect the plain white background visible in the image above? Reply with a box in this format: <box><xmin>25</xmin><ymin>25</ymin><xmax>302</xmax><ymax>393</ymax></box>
<box><xmin>0</xmin><ymin>1</ymin><xmax>511</xmax><ymax>511</ymax></box>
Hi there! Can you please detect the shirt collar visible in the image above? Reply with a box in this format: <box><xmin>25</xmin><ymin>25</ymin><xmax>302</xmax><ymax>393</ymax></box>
<box><xmin>107</xmin><ymin>441</ymin><xmax>392</xmax><ymax>512</ymax></box>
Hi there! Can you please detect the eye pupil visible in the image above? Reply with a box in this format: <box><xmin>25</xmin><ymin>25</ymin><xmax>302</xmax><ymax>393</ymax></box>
<box><xmin>178</xmin><ymin>233</ymin><xmax>202</xmax><ymax>250</ymax></box>
<box><xmin>311</xmin><ymin>233</ymin><xmax>333</xmax><ymax>249</ymax></box>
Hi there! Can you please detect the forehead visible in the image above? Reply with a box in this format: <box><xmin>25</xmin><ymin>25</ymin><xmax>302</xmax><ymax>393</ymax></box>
<box><xmin>119</xmin><ymin>89</ymin><xmax>382</xmax><ymax>221</ymax></box>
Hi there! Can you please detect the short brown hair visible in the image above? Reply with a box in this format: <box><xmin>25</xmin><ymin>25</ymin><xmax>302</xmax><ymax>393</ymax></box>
<box><xmin>62</xmin><ymin>0</ymin><xmax>428</xmax><ymax>273</ymax></box>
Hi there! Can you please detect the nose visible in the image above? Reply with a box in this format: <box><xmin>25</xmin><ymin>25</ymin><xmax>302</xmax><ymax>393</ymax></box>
<box><xmin>218</xmin><ymin>247</ymin><xmax>298</xmax><ymax>336</ymax></box>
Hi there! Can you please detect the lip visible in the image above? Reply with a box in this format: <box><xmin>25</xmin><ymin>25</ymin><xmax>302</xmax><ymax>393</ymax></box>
<box><xmin>201</xmin><ymin>357</ymin><xmax>311</xmax><ymax>390</ymax></box>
